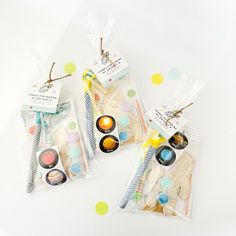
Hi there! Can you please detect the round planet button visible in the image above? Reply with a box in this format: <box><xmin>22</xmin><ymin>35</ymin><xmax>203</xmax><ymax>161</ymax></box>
<box><xmin>155</xmin><ymin>146</ymin><xmax>176</xmax><ymax>166</ymax></box>
<box><xmin>38</xmin><ymin>148</ymin><xmax>59</xmax><ymax>169</ymax></box>
<box><xmin>99</xmin><ymin>135</ymin><xmax>119</xmax><ymax>153</ymax></box>
<box><xmin>96</xmin><ymin>115</ymin><xmax>116</xmax><ymax>134</ymax></box>
<box><xmin>169</xmin><ymin>132</ymin><xmax>188</xmax><ymax>150</ymax></box>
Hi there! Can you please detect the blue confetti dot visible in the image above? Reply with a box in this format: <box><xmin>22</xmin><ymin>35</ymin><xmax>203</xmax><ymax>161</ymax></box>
<box><xmin>118</xmin><ymin>117</ymin><xmax>130</xmax><ymax>127</ymax></box>
<box><xmin>160</xmin><ymin>177</ymin><xmax>172</xmax><ymax>188</ymax></box>
<box><xmin>168</xmin><ymin>68</ymin><xmax>180</xmax><ymax>80</ymax></box>
<box><xmin>158</xmin><ymin>193</ymin><xmax>169</xmax><ymax>204</ymax></box>
<box><xmin>119</xmin><ymin>131</ymin><xmax>128</xmax><ymax>141</ymax></box>
<box><xmin>71</xmin><ymin>163</ymin><xmax>80</xmax><ymax>174</ymax></box>
<box><xmin>69</xmin><ymin>147</ymin><xmax>81</xmax><ymax>159</ymax></box>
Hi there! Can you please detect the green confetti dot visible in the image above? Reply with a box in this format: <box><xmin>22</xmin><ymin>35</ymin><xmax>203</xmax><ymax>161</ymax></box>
<box><xmin>127</xmin><ymin>89</ymin><xmax>136</xmax><ymax>97</ymax></box>
<box><xmin>95</xmin><ymin>201</ymin><xmax>109</xmax><ymax>215</ymax></box>
<box><xmin>133</xmin><ymin>192</ymin><xmax>142</xmax><ymax>202</ymax></box>
<box><xmin>64</xmin><ymin>63</ymin><xmax>76</xmax><ymax>74</ymax></box>
<box><xmin>67</xmin><ymin>122</ymin><xmax>76</xmax><ymax>130</ymax></box>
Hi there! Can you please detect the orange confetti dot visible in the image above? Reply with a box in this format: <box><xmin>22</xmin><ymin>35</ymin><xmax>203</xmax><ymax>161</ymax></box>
<box><xmin>29</xmin><ymin>126</ymin><xmax>36</xmax><ymax>135</ymax></box>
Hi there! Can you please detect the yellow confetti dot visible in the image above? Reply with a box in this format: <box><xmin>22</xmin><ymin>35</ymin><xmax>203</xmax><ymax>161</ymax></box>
<box><xmin>64</xmin><ymin>63</ymin><xmax>76</xmax><ymax>74</ymax></box>
<box><xmin>95</xmin><ymin>201</ymin><xmax>109</xmax><ymax>216</ymax></box>
<box><xmin>151</xmin><ymin>73</ymin><xmax>164</xmax><ymax>85</ymax></box>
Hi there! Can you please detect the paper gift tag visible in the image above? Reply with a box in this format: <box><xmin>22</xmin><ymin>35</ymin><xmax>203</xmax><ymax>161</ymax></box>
<box><xmin>23</xmin><ymin>82</ymin><xmax>62</xmax><ymax>113</ymax></box>
<box><xmin>89</xmin><ymin>49</ymin><xmax>130</xmax><ymax>87</ymax></box>
<box><xmin>146</xmin><ymin>105</ymin><xmax>188</xmax><ymax>139</ymax></box>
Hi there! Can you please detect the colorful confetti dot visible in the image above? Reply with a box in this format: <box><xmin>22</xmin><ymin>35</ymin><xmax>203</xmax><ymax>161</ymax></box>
<box><xmin>127</xmin><ymin>89</ymin><xmax>136</xmax><ymax>97</ymax></box>
<box><xmin>67</xmin><ymin>122</ymin><xmax>76</xmax><ymax>130</ymax></box>
<box><xmin>133</xmin><ymin>192</ymin><xmax>142</xmax><ymax>202</ymax></box>
<box><xmin>67</xmin><ymin>132</ymin><xmax>79</xmax><ymax>142</ymax></box>
<box><xmin>160</xmin><ymin>176</ymin><xmax>172</xmax><ymax>188</ymax></box>
<box><xmin>70</xmin><ymin>163</ymin><xmax>80</xmax><ymax>174</ymax></box>
<box><xmin>64</xmin><ymin>63</ymin><xmax>76</xmax><ymax>74</ymax></box>
<box><xmin>119</xmin><ymin>131</ymin><xmax>128</xmax><ymax>141</ymax></box>
<box><xmin>29</xmin><ymin>126</ymin><xmax>36</xmax><ymax>135</ymax></box>
<box><xmin>94</xmin><ymin>93</ymin><xmax>100</xmax><ymax>102</ymax></box>
<box><xmin>35</xmin><ymin>171</ymin><xmax>42</xmax><ymax>180</ymax></box>
<box><xmin>95</xmin><ymin>201</ymin><xmax>109</xmax><ymax>216</ymax></box>
<box><xmin>151</xmin><ymin>73</ymin><xmax>164</xmax><ymax>85</ymax></box>
<box><xmin>118</xmin><ymin>117</ymin><xmax>130</xmax><ymax>126</ymax></box>
<box><xmin>157</xmin><ymin>193</ymin><xmax>169</xmax><ymax>205</ymax></box>
<box><xmin>167</xmin><ymin>68</ymin><xmax>180</xmax><ymax>80</ymax></box>
<box><xmin>120</xmin><ymin>101</ymin><xmax>131</xmax><ymax>112</ymax></box>
<box><xmin>69</xmin><ymin>147</ymin><xmax>81</xmax><ymax>159</ymax></box>
<box><xmin>68</xmin><ymin>142</ymin><xmax>77</xmax><ymax>149</ymax></box>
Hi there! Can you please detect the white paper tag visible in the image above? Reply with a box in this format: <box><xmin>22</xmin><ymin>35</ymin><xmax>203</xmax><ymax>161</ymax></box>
<box><xmin>23</xmin><ymin>82</ymin><xmax>62</xmax><ymax>113</ymax></box>
<box><xmin>146</xmin><ymin>105</ymin><xmax>188</xmax><ymax>139</ymax></box>
<box><xmin>89</xmin><ymin>49</ymin><xmax>129</xmax><ymax>87</ymax></box>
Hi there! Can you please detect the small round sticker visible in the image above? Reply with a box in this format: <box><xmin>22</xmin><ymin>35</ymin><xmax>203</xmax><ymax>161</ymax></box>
<box><xmin>95</xmin><ymin>201</ymin><xmax>109</xmax><ymax>215</ymax></box>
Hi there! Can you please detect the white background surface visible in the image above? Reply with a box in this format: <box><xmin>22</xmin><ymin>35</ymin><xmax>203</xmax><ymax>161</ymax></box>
<box><xmin>0</xmin><ymin>0</ymin><xmax>236</xmax><ymax>236</ymax></box>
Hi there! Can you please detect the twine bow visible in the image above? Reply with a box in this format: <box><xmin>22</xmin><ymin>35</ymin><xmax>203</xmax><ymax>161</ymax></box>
<box><xmin>46</xmin><ymin>62</ymin><xmax>71</xmax><ymax>84</ymax></box>
<box><xmin>165</xmin><ymin>102</ymin><xmax>193</xmax><ymax>126</ymax></box>
<box><xmin>100</xmin><ymin>37</ymin><xmax>115</xmax><ymax>67</ymax></box>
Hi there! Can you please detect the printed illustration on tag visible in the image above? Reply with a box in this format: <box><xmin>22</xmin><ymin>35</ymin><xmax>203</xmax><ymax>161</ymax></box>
<box><xmin>23</xmin><ymin>82</ymin><xmax>62</xmax><ymax>113</ymax></box>
<box><xmin>89</xmin><ymin>49</ymin><xmax>130</xmax><ymax>87</ymax></box>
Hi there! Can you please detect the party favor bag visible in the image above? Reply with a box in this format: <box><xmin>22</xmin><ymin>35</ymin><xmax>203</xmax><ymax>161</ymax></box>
<box><xmin>118</xmin><ymin>76</ymin><xmax>204</xmax><ymax>219</ymax></box>
<box><xmin>82</xmin><ymin>17</ymin><xmax>147</xmax><ymax>156</ymax></box>
<box><xmin>22</xmin><ymin>62</ymin><xmax>90</xmax><ymax>193</ymax></box>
